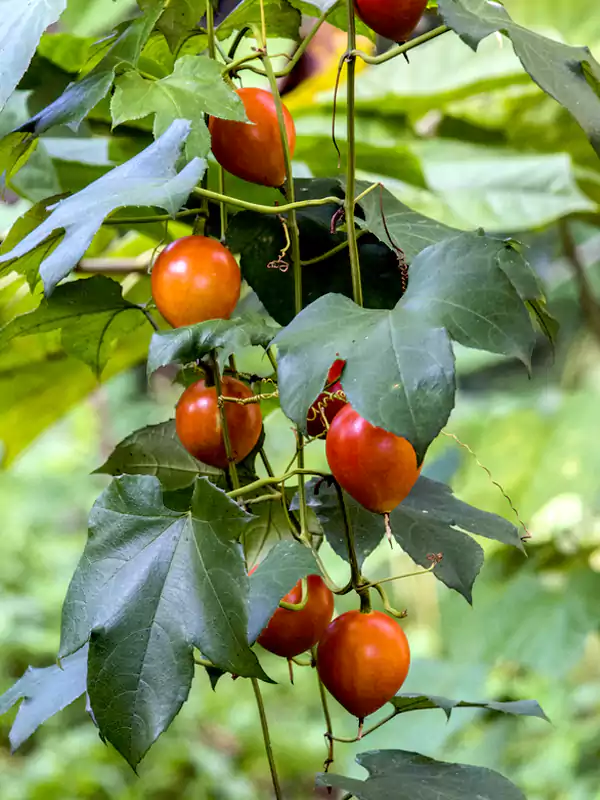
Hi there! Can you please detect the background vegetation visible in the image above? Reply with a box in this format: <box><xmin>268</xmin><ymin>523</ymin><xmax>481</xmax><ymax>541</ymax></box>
<box><xmin>1</xmin><ymin>0</ymin><xmax>600</xmax><ymax>797</ymax></box>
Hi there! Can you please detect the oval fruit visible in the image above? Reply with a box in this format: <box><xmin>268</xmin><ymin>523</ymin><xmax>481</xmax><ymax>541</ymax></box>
<box><xmin>306</xmin><ymin>359</ymin><xmax>347</xmax><ymax>438</ymax></box>
<box><xmin>257</xmin><ymin>574</ymin><xmax>334</xmax><ymax>658</ymax></box>
<box><xmin>317</xmin><ymin>609</ymin><xmax>410</xmax><ymax>719</ymax></box>
<box><xmin>326</xmin><ymin>405</ymin><xmax>421</xmax><ymax>513</ymax></box>
<box><xmin>151</xmin><ymin>236</ymin><xmax>241</xmax><ymax>328</ymax></box>
<box><xmin>354</xmin><ymin>0</ymin><xmax>428</xmax><ymax>42</ymax></box>
<box><xmin>209</xmin><ymin>87</ymin><xmax>296</xmax><ymax>187</ymax></box>
<box><xmin>175</xmin><ymin>377</ymin><xmax>262</xmax><ymax>468</ymax></box>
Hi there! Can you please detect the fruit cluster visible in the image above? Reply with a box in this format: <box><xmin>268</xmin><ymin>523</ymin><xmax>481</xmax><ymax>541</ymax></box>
<box><xmin>150</xmin><ymin>65</ymin><xmax>425</xmax><ymax>723</ymax></box>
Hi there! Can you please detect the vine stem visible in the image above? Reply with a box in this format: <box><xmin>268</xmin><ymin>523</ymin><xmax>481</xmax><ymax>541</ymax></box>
<box><xmin>313</xmin><ymin>647</ymin><xmax>335</xmax><ymax>772</ymax></box>
<box><xmin>352</xmin><ymin>25</ymin><xmax>450</xmax><ymax>65</ymax></box>
<box><xmin>334</xmin><ymin>481</ymin><xmax>371</xmax><ymax>612</ymax></box>
<box><xmin>251</xmin><ymin>678</ymin><xmax>284</xmax><ymax>800</ymax></box>
<box><xmin>227</xmin><ymin>468</ymin><xmax>328</xmax><ymax>500</ymax></box>
<box><xmin>192</xmin><ymin>187</ymin><xmax>342</xmax><ymax>215</ymax></box>
<box><xmin>345</xmin><ymin>0</ymin><xmax>363</xmax><ymax>306</ymax></box>
<box><xmin>212</xmin><ymin>352</ymin><xmax>240</xmax><ymax>490</ymax></box>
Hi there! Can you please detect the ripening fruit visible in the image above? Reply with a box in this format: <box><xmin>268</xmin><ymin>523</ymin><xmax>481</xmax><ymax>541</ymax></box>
<box><xmin>354</xmin><ymin>0</ymin><xmax>428</xmax><ymax>42</ymax></box>
<box><xmin>257</xmin><ymin>574</ymin><xmax>334</xmax><ymax>658</ymax></box>
<box><xmin>208</xmin><ymin>87</ymin><xmax>297</xmax><ymax>187</ymax></box>
<box><xmin>151</xmin><ymin>236</ymin><xmax>241</xmax><ymax>328</ymax></box>
<box><xmin>175</xmin><ymin>377</ymin><xmax>262</xmax><ymax>468</ymax></box>
<box><xmin>317</xmin><ymin>610</ymin><xmax>410</xmax><ymax>720</ymax></box>
<box><xmin>326</xmin><ymin>405</ymin><xmax>421</xmax><ymax>513</ymax></box>
<box><xmin>306</xmin><ymin>359</ymin><xmax>347</xmax><ymax>438</ymax></box>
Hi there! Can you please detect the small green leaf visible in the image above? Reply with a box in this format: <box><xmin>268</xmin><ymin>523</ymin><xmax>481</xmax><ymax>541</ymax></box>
<box><xmin>147</xmin><ymin>305</ymin><xmax>280</xmax><ymax>374</ymax></box>
<box><xmin>216</xmin><ymin>0</ymin><xmax>301</xmax><ymax>41</ymax></box>
<box><xmin>155</xmin><ymin>0</ymin><xmax>207</xmax><ymax>51</ymax></box>
<box><xmin>95</xmin><ymin>420</ymin><xmax>223</xmax><ymax>490</ymax></box>
<box><xmin>274</xmin><ymin>294</ymin><xmax>455</xmax><ymax>461</ymax></box>
<box><xmin>0</xmin><ymin>276</ymin><xmax>146</xmax><ymax>376</ymax></box>
<box><xmin>0</xmin><ymin>0</ymin><xmax>67</xmax><ymax>113</ymax></box>
<box><xmin>401</xmin><ymin>232</ymin><xmax>537</xmax><ymax>365</ymax></box>
<box><xmin>317</xmin><ymin>749</ymin><xmax>527</xmax><ymax>799</ymax></box>
<box><xmin>0</xmin><ymin>646</ymin><xmax>88</xmax><ymax>750</ymax></box>
<box><xmin>0</xmin><ymin>132</ymin><xmax>38</xmax><ymax>181</ymax></box>
<box><xmin>438</xmin><ymin>0</ymin><xmax>600</xmax><ymax>158</ymax></box>
<box><xmin>247</xmin><ymin>540</ymin><xmax>319</xmax><ymax>643</ymax></box>
<box><xmin>111</xmin><ymin>56</ymin><xmax>246</xmax><ymax>161</ymax></box>
<box><xmin>0</xmin><ymin>120</ymin><xmax>205</xmax><ymax>294</ymax></box>
<box><xmin>390</xmin><ymin>694</ymin><xmax>549</xmax><ymax>722</ymax></box>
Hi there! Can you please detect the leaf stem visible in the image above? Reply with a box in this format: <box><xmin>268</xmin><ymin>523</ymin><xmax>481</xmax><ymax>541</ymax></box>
<box><xmin>300</xmin><ymin>229</ymin><xmax>367</xmax><ymax>266</ymax></box>
<box><xmin>352</xmin><ymin>25</ymin><xmax>450</xmax><ymax>65</ymax></box>
<box><xmin>344</xmin><ymin>0</ymin><xmax>363</xmax><ymax>306</ymax></box>
<box><xmin>251</xmin><ymin>677</ymin><xmax>283</xmax><ymax>800</ymax></box>
<box><xmin>331</xmin><ymin>708</ymin><xmax>399</xmax><ymax>743</ymax></box>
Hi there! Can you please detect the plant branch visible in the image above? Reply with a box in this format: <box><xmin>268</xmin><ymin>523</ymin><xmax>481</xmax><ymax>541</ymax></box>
<box><xmin>353</xmin><ymin>25</ymin><xmax>450</xmax><ymax>65</ymax></box>
<box><xmin>251</xmin><ymin>678</ymin><xmax>283</xmax><ymax>800</ymax></box>
<box><xmin>300</xmin><ymin>229</ymin><xmax>367</xmax><ymax>266</ymax></box>
<box><xmin>331</xmin><ymin>708</ymin><xmax>399</xmax><ymax>743</ymax></box>
<box><xmin>192</xmin><ymin>186</ymin><xmax>343</xmax><ymax>215</ymax></box>
<box><xmin>344</xmin><ymin>0</ymin><xmax>363</xmax><ymax>306</ymax></box>
<box><xmin>334</xmin><ymin>480</ymin><xmax>370</xmax><ymax>611</ymax></box>
<box><xmin>227</xmin><ymin>469</ymin><xmax>329</xmax><ymax>499</ymax></box>
<box><xmin>313</xmin><ymin>647</ymin><xmax>335</xmax><ymax>773</ymax></box>
<box><xmin>213</xmin><ymin>352</ymin><xmax>240</xmax><ymax>490</ymax></box>
<box><xmin>559</xmin><ymin>218</ymin><xmax>600</xmax><ymax>346</ymax></box>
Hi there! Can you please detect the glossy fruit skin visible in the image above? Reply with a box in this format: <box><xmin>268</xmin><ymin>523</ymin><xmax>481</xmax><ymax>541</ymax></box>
<box><xmin>354</xmin><ymin>0</ymin><xmax>427</xmax><ymax>42</ymax></box>
<box><xmin>257</xmin><ymin>574</ymin><xmax>334</xmax><ymax>658</ymax></box>
<box><xmin>306</xmin><ymin>359</ymin><xmax>347</xmax><ymax>438</ymax></box>
<box><xmin>326</xmin><ymin>404</ymin><xmax>421</xmax><ymax>513</ymax></box>
<box><xmin>317</xmin><ymin>610</ymin><xmax>410</xmax><ymax>719</ymax></box>
<box><xmin>175</xmin><ymin>377</ymin><xmax>262</xmax><ymax>468</ymax></box>
<box><xmin>208</xmin><ymin>88</ymin><xmax>296</xmax><ymax>187</ymax></box>
<box><xmin>151</xmin><ymin>236</ymin><xmax>241</xmax><ymax>328</ymax></box>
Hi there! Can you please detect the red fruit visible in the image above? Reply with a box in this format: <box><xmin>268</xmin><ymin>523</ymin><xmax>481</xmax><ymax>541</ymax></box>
<box><xmin>326</xmin><ymin>405</ymin><xmax>421</xmax><ymax>513</ymax></box>
<box><xmin>151</xmin><ymin>236</ymin><xmax>241</xmax><ymax>328</ymax></box>
<box><xmin>317</xmin><ymin>610</ymin><xmax>410</xmax><ymax>719</ymax></box>
<box><xmin>306</xmin><ymin>359</ymin><xmax>347</xmax><ymax>438</ymax></box>
<box><xmin>208</xmin><ymin>88</ymin><xmax>296</xmax><ymax>187</ymax></box>
<box><xmin>257</xmin><ymin>574</ymin><xmax>334</xmax><ymax>658</ymax></box>
<box><xmin>354</xmin><ymin>0</ymin><xmax>428</xmax><ymax>42</ymax></box>
<box><xmin>175</xmin><ymin>377</ymin><xmax>262</xmax><ymax>468</ymax></box>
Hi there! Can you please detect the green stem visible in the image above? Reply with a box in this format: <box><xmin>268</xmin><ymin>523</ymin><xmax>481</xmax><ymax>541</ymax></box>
<box><xmin>344</xmin><ymin>0</ymin><xmax>363</xmax><ymax>307</ymax></box>
<box><xmin>251</xmin><ymin>678</ymin><xmax>283</xmax><ymax>800</ymax></box>
<box><xmin>331</xmin><ymin>708</ymin><xmax>399</xmax><ymax>743</ymax></box>
<box><xmin>300</xmin><ymin>229</ymin><xmax>366</xmax><ymax>266</ymax></box>
<box><xmin>206</xmin><ymin>0</ymin><xmax>216</xmax><ymax>59</ymax></box>
<box><xmin>192</xmin><ymin>186</ymin><xmax>342</xmax><ymax>215</ymax></box>
<box><xmin>353</xmin><ymin>25</ymin><xmax>450</xmax><ymax>65</ymax></box>
<box><xmin>212</xmin><ymin>352</ymin><xmax>240</xmax><ymax>490</ymax></box>
<box><xmin>227</xmin><ymin>469</ymin><xmax>329</xmax><ymax>500</ymax></box>
<box><xmin>296</xmin><ymin>437</ymin><xmax>309</xmax><ymax>537</ymax></box>
<box><xmin>335</xmin><ymin>481</ymin><xmax>371</xmax><ymax>612</ymax></box>
<box><xmin>314</xmin><ymin>648</ymin><xmax>335</xmax><ymax>772</ymax></box>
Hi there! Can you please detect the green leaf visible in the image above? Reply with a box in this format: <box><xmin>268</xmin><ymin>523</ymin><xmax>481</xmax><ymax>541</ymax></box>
<box><xmin>355</xmin><ymin>180</ymin><xmax>459</xmax><ymax>262</ymax></box>
<box><xmin>0</xmin><ymin>276</ymin><xmax>147</xmax><ymax>376</ymax></box>
<box><xmin>0</xmin><ymin>0</ymin><xmax>67</xmax><ymax>113</ymax></box>
<box><xmin>438</xmin><ymin>0</ymin><xmax>600</xmax><ymax>158</ymax></box>
<box><xmin>68</xmin><ymin>475</ymin><xmax>269</xmax><ymax>766</ymax></box>
<box><xmin>147</xmin><ymin>305</ymin><xmax>280</xmax><ymax>374</ymax></box>
<box><xmin>0</xmin><ymin>132</ymin><xmax>38</xmax><ymax>181</ymax></box>
<box><xmin>37</xmin><ymin>31</ymin><xmax>99</xmax><ymax>73</ymax></box>
<box><xmin>0</xmin><ymin>119</ymin><xmax>206</xmax><ymax>294</ymax></box>
<box><xmin>0</xmin><ymin>646</ymin><xmax>88</xmax><ymax>750</ymax></box>
<box><xmin>304</xmin><ymin>476</ymin><xmax>523</xmax><ymax>602</ymax></box>
<box><xmin>317</xmin><ymin>749</ymin><xmax>526</xmax><ymax>799</ymax></box>
<box><xmin>111</xmin><ymin>56</ymin><xmax>246</xmax><ymax>161</ymax></box>
<box><xmin>390</xmin><ymin>694</ymin><xmax>549</xmax><ymax>722</ymax></box>
<box><xmin>401</xmin><ymin>232</ymin><xmax>538</xmax><ymax>365</ymax></box>
<box><xmin>247</xmin><ymin>540</ymin><xmax>319</xmax><ymax>643</ymax></box>
<box><xmin>216</xmin><ymin>0</ymin><xmax>301</xmax><ymax>41</ymax></box>
<box><xmin>155</xmin><ymin>0</ymin><xmax>207</xmax><ymax>51</ymax></box>
<box><xmin>95</xmin><ymin>420</ymin><xmax>224</xmax><ymax>490</ymax></box>
<box><xmin>274</xmin><ymin>294</ymin><xmax>455</xmax><ymax>461</ymax></box>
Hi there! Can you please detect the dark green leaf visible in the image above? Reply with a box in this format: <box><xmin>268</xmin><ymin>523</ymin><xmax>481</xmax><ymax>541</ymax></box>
<box><xmin>0</xmin><ymin>120</ymin><xmax>205</xmax><ymax>294</ymax></box>
<box><xmin>390</xmin><ymin>694</ymin><xmax>549</xmax><ymax>722</ymax></box>
<box><xmin>0</xmin><ymin>276</ymin><xmax>146</xmax><ymax>375</ymax></box>
<box><xmin>24</xmin><ymin>70</ymin><xmax>115</xmax><ymax>134</ymax></box>
<box><xmin>356</xmin><ymin>180</ymin><xmax>459</xmax><ymax>262</ymax></box>
<box><xmin>147</xmin><ymin>306</ymin><xmax>280</xmax><ymax>374</ymax></box>
<box><xmin>216</xmin><ymin>0</ymin><xmax>301</xmax><ymax>41</ymax></box>
<box><xmin>247</xmin><ymin>540</ymin><xmax>319</xmax><ymax>643</ymax></box>
<box><xmin>0</xmin><ymin>0</ymin><xmax>67</xmax><ymax>112</ymax></box>
<box><xmin>95</xmin><ymin>420</ymin><xmax>224</xmax><ymax>490</ymax></box>
<box><xmin>274</xmin><ymin>294</ymin><xmax>455</xmax><ymax>461</ymax></box>
<box><xmin>438</xmin><ymin>0</ymin><xmax>600</xmax><ymax>158</ymax></box>
<box><xmin>0</xmin><ymin>646</ymin><xmax>87</xmax><ymax>750</ymax></box>
<box><xmin>66</xmin><ymin>476</ymin><xmax>269</xmax><ymax>765</ymax></box>
<box><xmin>317</xmin><ymin>749</ymin><xmax>526</xmax><ymax>799</ymax></box>
<box><xmin>111</xmin><ymin>56</ymin><xmax>246</xmax><ymax>161</ymax></box>
<box><xmin>401</xmin><ymin>232</ymin><xmax>538</xmax><ymax>365</ymax></box>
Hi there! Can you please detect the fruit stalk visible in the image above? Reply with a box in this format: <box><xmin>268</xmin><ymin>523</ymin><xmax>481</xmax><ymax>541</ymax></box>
<box><xmin>211</xmin><ymin>352</ymin><xmax>241</xmax><ymax>490</ymax></box>
<box><xmin>335</xmin><ymin>482</ymin><xmax>371</xmax><ymax>612</ymax></box>
<box><xmin>345</xmin><ymin>0</ymin><xmax>363</xmax><ymax>307</ymax></box>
